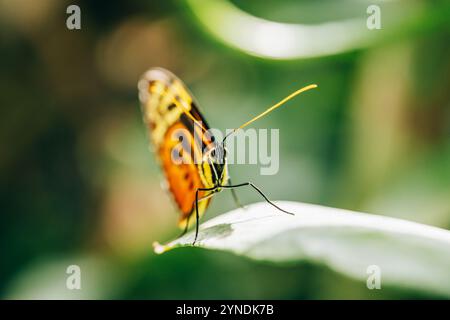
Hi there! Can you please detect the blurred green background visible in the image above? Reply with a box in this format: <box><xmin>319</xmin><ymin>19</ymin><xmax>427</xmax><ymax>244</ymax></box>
<box><xmin>0</xmin><ymin>0</ymin><xmax>449</xmax><ymax>299</ymax></box>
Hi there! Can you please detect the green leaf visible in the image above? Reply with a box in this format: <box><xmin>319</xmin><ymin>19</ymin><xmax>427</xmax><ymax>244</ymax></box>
<box><xmin>154</xmin><ymin>201</ymin><xmax>450</xmax><ymax>297</ymax></box>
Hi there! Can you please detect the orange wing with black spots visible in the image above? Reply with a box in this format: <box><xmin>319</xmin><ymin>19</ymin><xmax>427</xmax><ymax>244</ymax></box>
<box><xmin>138</xmin><ymin>68</ymin><xmax>217</xmax><ymax>227</ymax></box>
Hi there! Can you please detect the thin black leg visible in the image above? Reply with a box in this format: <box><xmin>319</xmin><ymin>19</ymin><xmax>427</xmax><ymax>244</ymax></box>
<box><xmin>228</xmin><ymin>178</ymin><xmax>245</xmax><ymax>209</ymax></box>
<box><xmin>178</xmin><ymin>214</ymin><xmax>191</xmax><ymax>238</ymax></box>
<box><xmin>221</xmin><ymin>182</ymin><xmax>294</xmax><ymax>215</ymax></box>
<box><xmin>194</xmin><ymin>190</ymin><xmax>200</xmax><ymax>245</ymax></box>
<box><xmin>193</xmin><ymin>187</ymin><xmax>217</xmax><ymax>245</ymax></box>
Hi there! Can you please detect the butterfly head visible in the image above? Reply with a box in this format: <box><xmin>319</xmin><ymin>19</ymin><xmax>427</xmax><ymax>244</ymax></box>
<box><xmin>205</xmin><ymin>143</ymin><xmax>228</xmax><ymax>186</ymax></box>
<box><xmin>210</xmin><ymin>144</ymin><xmax>226</xmax><ymax>163</ymax></box>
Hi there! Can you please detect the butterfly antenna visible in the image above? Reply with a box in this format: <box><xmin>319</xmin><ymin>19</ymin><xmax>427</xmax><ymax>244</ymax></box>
<box><xmin>146</xmin><ymin>82</ymin><xmax>208</xmax><ymax>133</ymax></box>
<box><xmin>174</xmin><ymin>99</ymin><xmax>208</xmax><ymax>132</ymax></box>
<box><xmin>222</xmin><ymin>84</ymin><xmax>318</xmax><ymax>144</ymax></box>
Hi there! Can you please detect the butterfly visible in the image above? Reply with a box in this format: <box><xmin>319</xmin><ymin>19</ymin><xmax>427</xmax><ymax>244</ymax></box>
<box><xmin>138</xmin><ymin>68</ymin><xmax>317</xmax><ymax>245</ymax></box>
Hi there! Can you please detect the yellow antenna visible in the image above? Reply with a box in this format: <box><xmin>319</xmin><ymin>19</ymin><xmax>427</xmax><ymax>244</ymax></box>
<box><xmin>149</xmin><ymin>85</ymin><xmax>208</xmax><ymax>132</ymax></box>
<box><xmin>223</xmin><ymin>84</ymin><xmax>318</xmax><ymax>142</ymax></box>
<box><xmin>173</xmin><ymin>99</ymin><xmax>208</xmax><ymax>132</ymax></box>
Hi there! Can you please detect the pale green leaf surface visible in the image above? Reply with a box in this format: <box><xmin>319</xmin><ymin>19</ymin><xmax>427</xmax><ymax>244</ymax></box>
<box><xmin>154</xmin><ymin>201</ymin><xmax>450</xmax><ymax>296</ymax></box>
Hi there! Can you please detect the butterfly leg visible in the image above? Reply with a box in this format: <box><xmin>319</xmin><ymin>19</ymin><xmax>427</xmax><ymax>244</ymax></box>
<box><xmin>221</xmin><ymin>182</ymin><xmax>294</xmax><ymax>215</ymax></box>
<box><xmin>228</xmin><ymin>178</ymin><xmax>245</xmax><ymax>210</ymax></box>
<box><xmin>193</xmin><ymin>187</ymin><xmax>218</xmax><ymax>245</ymax></box>
<box><xmin>178</xmin><ymin>214</ymin><xmax>191</xmax><ymax>238</ymax></box>
<box><xmin>179</xmin><ymin>190</ymin><xmax>216</xmax><ymax>240</ymax></box>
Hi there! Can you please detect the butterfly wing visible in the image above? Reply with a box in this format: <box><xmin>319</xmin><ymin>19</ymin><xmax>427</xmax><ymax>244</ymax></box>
<box><xmin>138</xmin><ymin>68</ymin><xmax>217</xmax><ymax>227</ymax></box>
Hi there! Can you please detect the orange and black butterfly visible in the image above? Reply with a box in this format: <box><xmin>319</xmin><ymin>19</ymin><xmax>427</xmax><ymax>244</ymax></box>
<box><xmin>138</xmin><ymin>68</ymin><xmax>317</xmax><ymax>244</ymax></box>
